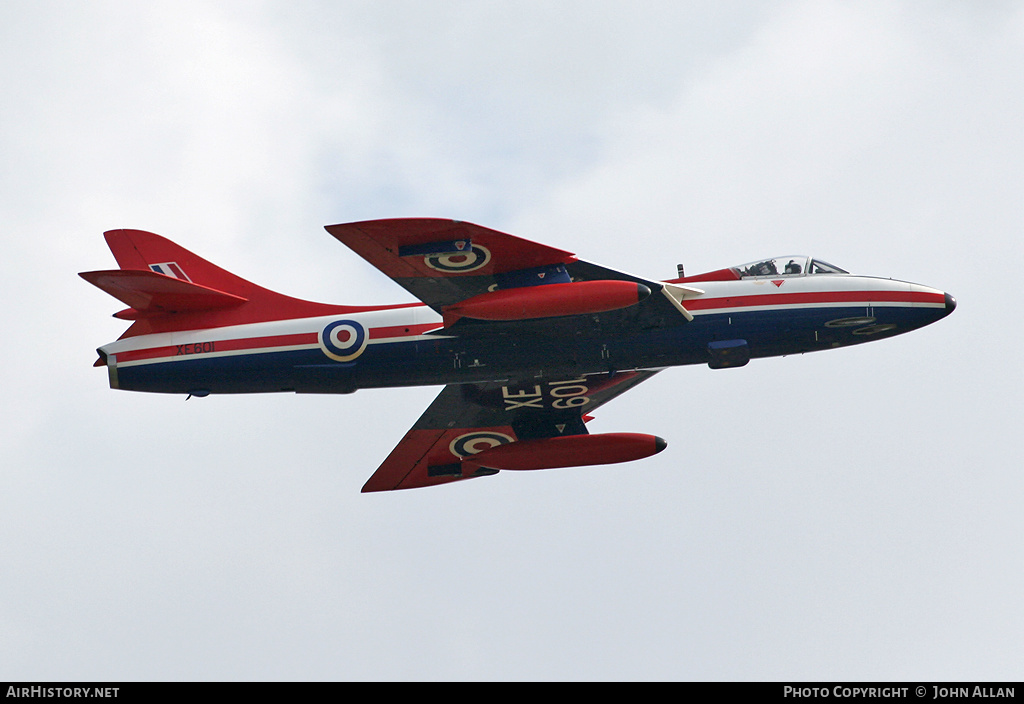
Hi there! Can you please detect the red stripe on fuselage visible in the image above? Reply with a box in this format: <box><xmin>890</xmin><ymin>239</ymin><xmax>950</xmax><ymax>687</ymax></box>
<box><xmin>685</xmin><ymin>290</ymin><xmax>943</xmax><ymax>311</ymax></box>
<box><xmin>116</xmin><ymin>321</ymin><xmax>440</xmax><ymax>364</ymax></box>
<box><xmin>368</xmin><ymin>322</ymin><xmax>441</xmax><ymax>339</ymax></box>
<box><xmin>115</xmin><ymin>332</ymin><xmax>319</xmax><ymax>363</ymax></box>
<box><xmin>215</xmin><ymin>332</ymin><xmax>320</xmax><ymax>352</ymax></box>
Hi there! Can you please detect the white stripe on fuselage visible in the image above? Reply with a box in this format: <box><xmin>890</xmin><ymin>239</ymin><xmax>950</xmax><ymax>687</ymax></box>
<box><xmin>102</xmin><ymin>274</ymin><xmax>941</xmax><ymax>368</ymax></box>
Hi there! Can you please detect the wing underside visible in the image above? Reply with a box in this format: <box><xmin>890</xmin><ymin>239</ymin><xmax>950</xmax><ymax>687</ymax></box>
<box><xmin>362</xmin><ymin>369</ymin><xmax>661</xmax><ymax>492</ymax></box>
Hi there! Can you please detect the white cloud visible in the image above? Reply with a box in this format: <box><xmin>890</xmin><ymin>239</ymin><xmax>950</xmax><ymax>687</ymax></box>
<box><xmin>1</xmin><ymin>0</ymin><xmax>1021</xmax><ymax>680</ymax></box>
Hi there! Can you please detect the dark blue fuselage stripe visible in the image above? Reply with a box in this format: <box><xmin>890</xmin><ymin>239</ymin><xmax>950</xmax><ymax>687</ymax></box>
<box><xmin>115</xmin><ymin>305</ymin><xmax>948</xmax><ymax>394</ymax></box>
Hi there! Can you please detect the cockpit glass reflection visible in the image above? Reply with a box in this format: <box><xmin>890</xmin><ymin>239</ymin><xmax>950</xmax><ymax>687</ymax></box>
<box><xmin>732</xmin><ymin>256</ymin><xmax>848</xmax><ymax>278</ymax></box>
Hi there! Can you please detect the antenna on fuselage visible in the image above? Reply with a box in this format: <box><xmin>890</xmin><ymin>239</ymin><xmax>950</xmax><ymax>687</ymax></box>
<box><xmin>676</xmin><ymin>264</ymin><xmax>685</xmax><ymax>278</ymax></box>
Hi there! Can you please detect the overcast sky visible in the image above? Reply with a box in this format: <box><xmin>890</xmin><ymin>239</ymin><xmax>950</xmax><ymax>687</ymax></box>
<box><xmin>2</xmin><ymin>1</ymin><xmax>1021</xmax><ymax>681</ymax></box>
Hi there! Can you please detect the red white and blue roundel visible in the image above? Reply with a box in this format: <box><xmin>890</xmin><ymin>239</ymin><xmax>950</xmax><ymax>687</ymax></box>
<box><xmin>449</xmin><ymin>431</ymin><xmax>514</xmax><ymax>458</ymax></box>
<box><xmin>448</xmin><ymin>431</ymin><xmax>512</xmax><ymax>458</ymax></box>
<box><xmin>319</xmin><ymin>319</ymin><xmax>368</xmax><ymax>362</ymax></box>
<box><xmin>423</xmin><ymin>245</ymin><xmax>491</xmax><ymax>273</ymax></box>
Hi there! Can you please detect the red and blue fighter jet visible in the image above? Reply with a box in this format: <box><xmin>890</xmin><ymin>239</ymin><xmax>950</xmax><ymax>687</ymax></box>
<box><xmin>81</xmin><ymin>219</ymin><xmax>956</xmax><ymax>492</ymax></box>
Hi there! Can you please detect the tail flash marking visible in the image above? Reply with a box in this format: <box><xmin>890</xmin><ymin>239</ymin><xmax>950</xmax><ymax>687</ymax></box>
<box><xmin>149</xmin><ymin>262</ymin><xmax>191</xmax><ymax>281</ymax></box>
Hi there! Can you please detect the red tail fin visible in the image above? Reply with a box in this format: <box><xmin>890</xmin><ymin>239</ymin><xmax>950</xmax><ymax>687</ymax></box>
<box><xmin>80</xmin><ymin>229</ymin><xmax>358</xmax><ymax>337</ymax></box>
<box><xmin>101</xmin><ymin>229</ymin><xmax>267</xmax><ymax>296</ymax></box>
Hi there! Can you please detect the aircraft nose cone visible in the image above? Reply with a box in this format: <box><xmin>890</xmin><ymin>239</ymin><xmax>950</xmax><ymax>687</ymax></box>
<box><xmin>944</xmin><ymin>292</ymin><xmax>957</xmax><ymax>315</ymax></box>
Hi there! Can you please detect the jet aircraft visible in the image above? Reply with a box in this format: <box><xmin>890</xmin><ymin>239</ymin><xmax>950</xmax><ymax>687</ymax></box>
<box><xmin>81</xmin><ymin>219</ymin><xmax>956</xmax><ymax>492</ymax></box>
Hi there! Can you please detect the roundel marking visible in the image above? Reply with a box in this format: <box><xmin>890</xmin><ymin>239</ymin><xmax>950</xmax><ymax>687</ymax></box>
<box><xmin>320</xmin><ymin>319</ymin><xmax>368</xmax><ymax>362</ymax></box>
<box><xmin>424</xmin><ymin>245</ymin><xmax>491</xmax><ymax>273</ymax></box>
<box><xmin>449</xmin><ymin>431</ymin><xmax>514</xmax><ymax>458</ymax></box>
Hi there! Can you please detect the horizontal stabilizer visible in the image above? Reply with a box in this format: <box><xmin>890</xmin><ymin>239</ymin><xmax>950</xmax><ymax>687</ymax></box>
<box><xmin>79</xmin><ymin>269</ymin><xmax>248</xmax><ymax>317</ymax></box>
<box><xmin>81</xmin><ymin>228</ymin><xmax>377</xmax><ymax>337</ymax></box>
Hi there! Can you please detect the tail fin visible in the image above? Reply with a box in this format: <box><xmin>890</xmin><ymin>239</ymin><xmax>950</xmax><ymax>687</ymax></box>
<box><xmin>100</xmin><ymin>229</ymin><xmax>264</xmax><ymax>296</ymax></box>
<box><xmin>80</xmin><ymin>229</ymin><xmax>352</xmax><ymax>336</ymax></box>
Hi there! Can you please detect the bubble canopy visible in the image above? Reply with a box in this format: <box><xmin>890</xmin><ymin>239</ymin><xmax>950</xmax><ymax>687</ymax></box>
<box><xmin>733</xmin><ymin>256</ymin><xmax>849</xmax><ymax>279</ymax></box>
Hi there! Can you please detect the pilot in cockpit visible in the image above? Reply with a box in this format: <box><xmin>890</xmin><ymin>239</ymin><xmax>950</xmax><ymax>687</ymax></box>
<box><xmin>744</xmin><ymin>260</ymin><xmax>778</xmax><ymax>277</ymax></box>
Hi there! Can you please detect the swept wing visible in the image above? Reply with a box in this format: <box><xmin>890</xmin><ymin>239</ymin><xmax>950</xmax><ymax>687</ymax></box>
<box><xmin>325</xmin><ymin>218</ymin><xmax>700</xmax><ymax>328</ymax></box>
<box><xmin>362</xmin><ymin>370</ymin><xmax>662</xmax><ymax>492</ymax></box>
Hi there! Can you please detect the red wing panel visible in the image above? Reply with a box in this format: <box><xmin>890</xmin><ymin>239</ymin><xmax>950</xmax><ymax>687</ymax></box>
<box><xmin>362</xmin><ymin>426</ymin><xmax>519</xmax><ymax>493</ymax></box>
<box><xmin>325</xmin><ymin>218</ymin><xmax>578</xmax><ymax>310</ymax></box>
<box><xmin>326</xmin><ymin>218</ymin><xmax>576</xmax><ymax>278</ymax></box>
<box><xmin>360</xmin><ymin>370</ymin><xmax>662</xmax><ymax>492</ymax></box>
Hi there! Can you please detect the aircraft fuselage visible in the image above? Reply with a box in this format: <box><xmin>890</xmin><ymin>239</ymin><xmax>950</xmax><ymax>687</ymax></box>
<box><xmin>98</xmin><ymin>273</ymin><xmax>955</xmax><ymax>397</ymax></box>
<box><xmin>82</xmin><ymin>221</ymin><xmax>958</xmax><ymax>491</ymax></box>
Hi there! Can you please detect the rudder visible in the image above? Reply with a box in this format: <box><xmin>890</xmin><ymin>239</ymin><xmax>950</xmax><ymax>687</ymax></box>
<box><xmin>103</xmin><ymin>229</ymin><xmax>256</xmax><ymax>296</ymax></box>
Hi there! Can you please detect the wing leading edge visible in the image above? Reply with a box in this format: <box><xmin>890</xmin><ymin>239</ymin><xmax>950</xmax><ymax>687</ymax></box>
<box><xmin>325</xmin><ymin>218</ymin><xmax>700</xmax><ymax>328</ymax></box>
